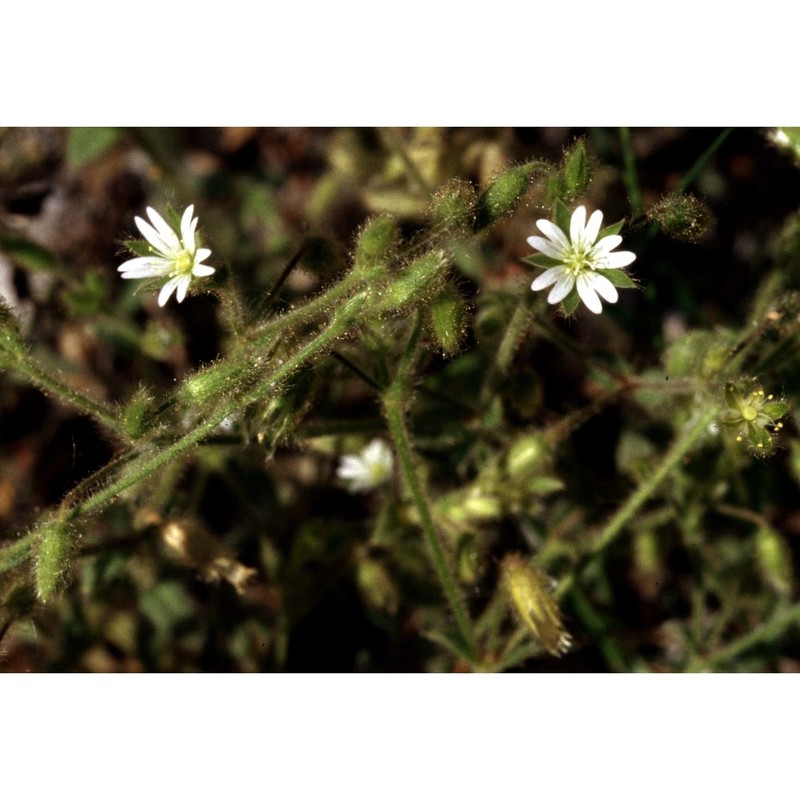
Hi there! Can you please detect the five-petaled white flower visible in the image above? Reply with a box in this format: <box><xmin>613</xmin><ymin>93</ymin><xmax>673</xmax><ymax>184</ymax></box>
<box><xmin>337</xmin><ymin>439</ymin><xmax>394</xmax><ymax>493</ymax></box>
<box><xmin>118</xmin><ymin>205</ymin><xmax>215</xmax><ymax>307</ymax></box>
<box><xmin>528</xmin><ymin>205</ymin><xmax>636</xmax><ymax>314</ymax></box>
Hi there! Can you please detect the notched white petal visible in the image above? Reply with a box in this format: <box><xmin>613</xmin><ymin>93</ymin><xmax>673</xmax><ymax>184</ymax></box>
<box><xmin>527</xmin><ymin>235</ymin><xmax>564</xmax><ymax>259</ymax></box>
<box><xmin>547</xmin><ymin>273</ymin><xmax>575</xmax><ymax>305</ymax></box>
<box><xmin>192</xmin><ymin>265</ymin><xmax>215</xmax><ymax>278</ymax></box>
<box><xmin>589</xmin><ymin>272</ymin><xmax>619</xmax><ymax>303</ymax></box>
<box><xmin>576</xmin><ymin>274</ymin><xmax>602</xmax><ymax>314</ymax></box>
<box><xmin>535</xmin><ymin>219</ymin><xmax>570</xmax><ymax>249</ymax></box>
<box><xmin>569</xmin><ymin>205</ymin><xmax>587</xmax><ymax>244</ymax></box>
<box><xmin>531</xmin><ymin>266</ymin><xmax>565</xmax><ymax>292</ymax></box>
<box><xmin>584</xmin><ymin>209</ymin><xmax>603</xmax><ymax>245</ymax></box>
<box><xmin>603</xmin><ymin>251</ymin><xmax>636</xmax><ymax>269</ymax></box>
<box><xmin>157</xmin><ymin>276</ymin><xmax>182</xmax><ymax>307</ymax></box>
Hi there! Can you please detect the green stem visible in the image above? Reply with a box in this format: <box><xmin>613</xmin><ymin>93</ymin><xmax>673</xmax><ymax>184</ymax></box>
<box><xmin>619</xmin><ymin>127</ymin><xmax>644</xmax><ymax>215</ymax></box>
<box><xmin>706</xmin><ymin>602</ymin><xmax>800</xmax><ymax>669</ymax></box>
<box><xmin>676</xmin><ymin>128</ymin><xmax>733</xmax><ymax>194</ymax></box>
<box><xmin>558</xmin><ymin>406</ymin><xmax>716</xmax><ymax>598</ymax></box>
<box><xmin>383</xmin><ymin>339</ymin><xmax>476</xmax><ymax>663</ymax></box>
<box><xmin>13</xmin><ymin>358</ymin><xmax>124</xmax><ymax>436</ymax></box>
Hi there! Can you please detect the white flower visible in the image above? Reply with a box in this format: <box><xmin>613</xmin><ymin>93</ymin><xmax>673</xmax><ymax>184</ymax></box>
<box><xmin>118</xmin><ymin>205</ymin><xmax>215</xmax><ymax>307</ymax></box>
<box><xmin>337</xmin><ymin>439</ymin><xmax>393</xmax><ymax>493</ymax></box>
<box><xmin>528</xmin><ymin>205</ymin><xmax>636</xmax><ymax>314</ymax></box>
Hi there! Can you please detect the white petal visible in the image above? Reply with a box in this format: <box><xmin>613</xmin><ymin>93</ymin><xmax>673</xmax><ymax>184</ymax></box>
<box><xmin>531</xmin><ymin>266</ymin><xmax>565</xmax><ymax>292</ymax></box>
<box><xmin>547</xmin><ymin>272</ymin><xmax>575</xmax><ymax>304</ymax></box>
<box><xmin>535</xmin><ymin>219</ymin><xmax>570</xmax><ymax>249</ymax></box>
<box><xmin>194</xmin><ymin>248</ymin><xmax>212</xmax><ymax>264</ymax></box>
<box><xmin>594</xmin><ymin>234</ymin><xmax>623</xmax><ymax>253</ymax></box>
<box><xmin>135</xmin><ymin>216</ymin><xmax>175</xmax><ymax>255</ymax></box>
<box><xmin>527</xmin><ymin>235</ymin><xmax>565</xmax><ymax>259</ymax></box>
<box><xmin>337</xmin><ymin>456</ymin><xmax>365</xmax><ymax>479</ymax></box>
<box><xmin>181</xmin><ymin>206</ymin><xmax>196</xmax><ymax>252</ymax></box>
<box><xmin>602</xmin><ymin>250</ymin><xmax>636</xmax><ymax>269</ymax></box>
<box><xmin>175</xmin><ymin>275</ymin><xmax>192</xmax><ymax>303</ymax></box>
<box><xmin>583</xmin><ymin>209</ymin><xmax>603</xmax><ymax>245</ymax></box>
<box><xmin>119</xmin><ymin>264</ymin><xmax>172</xmax><ymax>279</ymax></box>
<box><xmin>587</xmin><ymin>272</ymin><xmax>618</xmax><ymax>303</ymax></box>
<box><xmin>192</xmin><ymin>264</ymin><xmax>215</xmax><ymax>277</ymax></box>
<box><xmin>147</xmin><ymin>207</ymin><xmax>181</xmax><ymax>252</ymax></box>
<box><xmin>576</xmin><ymin>274</ymin><xmax>603</xmax><ymax>314</ymax></box>
<box><xmin>158</xmin><ymin>276</ymin><xmax>182</xmax><ymax>307</ymax></box>
<box><xmin>569</xmin><ymin>206</ymin><xmax>587</xmax><ymax>244</ymax></box>
<box><xmin>118</xmin><ymin>256</ymin><xmax>169</xmax><ymax>275</ymax></box>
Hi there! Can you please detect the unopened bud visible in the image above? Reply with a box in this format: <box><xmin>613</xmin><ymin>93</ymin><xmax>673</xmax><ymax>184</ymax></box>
<box><xmin>379</xmin><ymin>250</ymin><xmax>450</xmax><ymax>313</ymax></box>
<box><xmin>501</xmin><ymin>554</ymin><xmax>571</xmax><ymax>657</ymax></box>
<box><xmin>756</xmin><ymin>526</ymin><xmax>793</xmax><ymax>595</ymax></box>
<box><xmin>647</xmin><ymin>193</ymin><xmax>714</xmax><ymax>243</ymax></box>
<box><xmin>35</xmin><ymin>518</ymin><xmax>75</xmax><ymax>600</ymax></box>
<box><xmin>474</xmin><ymin>161</ymin><xmax>543</xmax><ymax>231</ymax></box>
<box><xmin>121</xmin><ymin>386</ymin><xmax>157</xmax><ymax>440</ymax></box>
<box><xmin>430</xmin><ymin>180</ymin><xmax>477</xmax><ymax>234</ymax></box>
<box><xmin>505</xmin><ymin>433</ymin><xmax>549</xmax><ymax>481</ymax></box>
<box><xmin>354</xmin><ymin>216</ymin><xmax>399</xmax><ymax>273</ymax></box>
<box><xmin>427</xmin><ymin>283</ymin><xmax>467</xmax><ymax>356</ymax></box>
<box><xmin>560</xmin><ymin>139</ymin><xmax>591</xmax><ymax>200</ymax></box>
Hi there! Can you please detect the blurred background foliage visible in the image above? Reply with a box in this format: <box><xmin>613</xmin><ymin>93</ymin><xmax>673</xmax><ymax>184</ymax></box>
<box><xmin>2</xmin><ymin>127</ymin><xmax>800</xmax><ymax>671</ymax></box>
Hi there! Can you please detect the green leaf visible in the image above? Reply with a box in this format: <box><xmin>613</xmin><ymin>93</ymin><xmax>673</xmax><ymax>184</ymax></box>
<box><xmin>763</xmin><ymin>401</ymin><xmax>790</xmax><ymax>420</ymax></box>
<box><xmin>67</xmin><ymin>127</ymin><xmax>122</xmax><ymax>168</ymax></box>
<box><xmin>560</xmin><ymin>289</ymin><xmax>580</xmax><ymax>316</ymax></box>
<box><xmin>0</xmin><ymin>233</ymin><xmax>56</xmax><ymax>271</ymax></box>
<box><xmin>522</xmin><ymin>254</ymin><xmax>561</xmax><ymax>269</ymax></box>
<box><xmin>123</xmin><ymin>240</ymin><xmax>155</xmax><ymax>258</ymax></box>
<box><xmin>554</xmin><ymin>200</ymin><xmax>572</xmax><ymax>233</ymax></box>
<box><xmin>603</xmin><ymin>269</ymin><xmax>636</xmax><ymax>289</ymax></box>
<box><xmin>598</xmin><ymin>220</ymin><xmax>625</xmax><ymax>239</ymax></box>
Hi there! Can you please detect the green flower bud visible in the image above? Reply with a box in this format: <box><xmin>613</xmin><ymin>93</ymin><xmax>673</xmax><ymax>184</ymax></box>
<box><xmin>378</xmin><ymin>250</ymin><xmax>450</xmax><ymax>313</ymax></box>
<box><xmin>560</xmin><ymin>138</ymin><xmax>591</xmax><ymax>200</ymax></box>
<box><xmin>456</xmin><ymin>534</ymin><xmax>481</xmax><ymax>585</ymax></box>
<box><xmin>180</xmin><ymin>358</ymin><xmax>256</xmax><ymax>406</ymax></box>
<box><xmin>427</xmin><ymin>283</ymin><xmax>467</xmax><ymax>356</ymax></box>
<box><xmin>35</xmin><ymin>518</ymin><xmax>75</xmax><ymax>600</ymax></box>
<box><xmin>354</xmin><ymin>216</ymin><xmax>399</xmax><ymax>273</ymax></box>
<box><xmin>0</xmin><ymin>297</ymin><xmax>24</xmax><ymax>365</ymax></box>
<box><xmin>756</xmin><ymin>526</ymin><xmax>793</xmax><ymax>595</ymax></box>
<box><xmin>430</xmin><ymin>180</ymin><xmax>477</xmax><ymax>234</ymax></box>
<box><xmin>501</xmin><ymin>554</ymin><xmax>571</xmax><ymax>657</ymax></box>
<box><xmin>646</xmin><ymin>193</ymin><xmax>714</xmax><ymax>243</ymax></box>
<box><xmin>719</xmin><ymin>382</ymin><xmax>789</xmax><ymax>455</ymax></box>
<box><xmin>121</xmin><ymin>386</ymin><xmax>157</xmax><ymax>440</ymax></box>
<box><xmin>505</xmin><ymin>433</ymin><xmax>549</xmax><ymax>481</ymax></box>
<box><xmin>474</xmin><ymin>161</ymin><xmax>544</xmax><ymax>231</ymax></box>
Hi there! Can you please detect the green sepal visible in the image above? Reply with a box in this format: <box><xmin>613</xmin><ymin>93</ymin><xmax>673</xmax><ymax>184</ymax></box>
<box><xmin>522</xmin><ymin>254</ymin><xmax>561</xmax><ymax>269</ymax></box>
<box><xmin>554</xmin><ymin>200</ymin><xmax>572</xmax><ymax>234</ymax></box>
<box><xmin>762</xmin><ymin>401</ymin><xmax>790</xmax><ymax>420</ymax></box>
<box><xmin>124</xmin><ymin>240</ymin><xmax>156</xmax><ymax>258</ymax></box>
<box><xmin>164</xmin><ymin>205</ymin><xmax>184</xmax><ymax>232</ymax></box>
<box><xmin>603</xmin><ymin>269</ymin><xmax>636</xmax><ymax>289</ymax></box>
<box><xmin>724</xmin><ymin>383</ymin><xmax>740</xmax><ymax>410</ymax></box>
<box><xmin>750</xmin><ymin>424</ymin><xmax>773</xmax><ymax>451</ymax></box>
<box><xmin>560</xmin><ymin>289</ymin><xmax>580</xmax><ymax>316</ymax></box>
<box><xmin>598</xmin><ymin>220</ymin><xmax>625</xmax><ymax>239</ymax></box>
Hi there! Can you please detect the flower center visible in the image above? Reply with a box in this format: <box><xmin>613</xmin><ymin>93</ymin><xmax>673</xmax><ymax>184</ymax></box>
<box><xmin>564</xmin><ymin>244</ymin><xmax>592</xmax><ymax>275</ymax></box>
<box><xmin>172</xmin><ymin>250</ymin><xmax>194</xmax><ymax>277</ymax></box>
<box><xmin>741</xmin><ymin>406</ymin><xmax>758</xmax><ymax>422</ymax></box>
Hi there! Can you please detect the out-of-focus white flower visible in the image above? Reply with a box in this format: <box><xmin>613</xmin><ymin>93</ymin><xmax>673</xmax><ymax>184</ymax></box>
<box><xmin>118</xmin><ymin>205</ymin><xmax>215</xmax><ymax>307</ymax></box>
<box><xmin>337</xmin><ymin>439</ymin><xmax>393</xmax><ymax>493</ymax></box>
<box><xmin>528</xmin><ymin>205</ymin><xmax>636</xmax><ymax>314</ymax></box>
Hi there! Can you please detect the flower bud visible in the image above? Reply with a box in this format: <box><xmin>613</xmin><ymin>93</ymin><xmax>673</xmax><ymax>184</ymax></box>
<box><xmin>646</xmin><ymin>193</ymin><xmax>714</xmax><ymax>243</ymax></box>
<box><xmin>35</xmin><ymin>518</ymin><xmax>75</xmax><ymax>600</ymax></box>
<box><xmin>121</xmin><ymin>386</ymin><xmax>157</xmax><ymax>440</ymax></box>
<box><xmin>505</xmin><ymin>433</ymin><xmax>549</xmax><ymax>481</ymax></box>
<box><xmin>354</xmin><ymin>216</ymin><xmax>399</xmax><ymax>274</ymax></box>
<box><xmin>180</xmin><ymin>357</ymin><xmax>256</xmax><ymax>406</ymax></box>
<box><xmin>378</xmin><ymin>250</ymin><xmax>450</xmax><ymax>313</ymax></box>
<box><xmin>560</xmin><ymin>139</ymin><xmax>591</xmax><ymax>200</ymax></box>
<box><xmin>755</xmin><ymin>526</ymin><xmax>793</xmax><ymax>595</ymax></box>
<box><xmin>427</xmin><ymin>283</ymin><xmax>467</xmax><ymax>356</ymax></box>
<box><xmin>501</xmin><ymin>553</ymin><xmax>571</xmax><ymax>657</ymax></box>
<box><xmin>429</xmin><ymin>180</ymin><xmax>477</xmax><ymax>234</ymax></box>
<box><xmin>474</xmin><ymin>161</ymin><xmax>543</xmax><ymax>231</ymax></box>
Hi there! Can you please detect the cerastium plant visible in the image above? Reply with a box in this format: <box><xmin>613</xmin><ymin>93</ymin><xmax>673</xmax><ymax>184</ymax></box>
<box><xmin>1</xmin><ymin>129</ymin><xmax>798</xmax><ymax>672</ymax></box>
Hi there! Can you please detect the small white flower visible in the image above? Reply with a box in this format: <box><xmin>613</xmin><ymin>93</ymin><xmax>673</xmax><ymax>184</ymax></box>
<box><xmin>337</xmin><ymin>439</ymin><xmax>393</xmax><ymax>493</ymax></box>
<box><xmin>528</xmin><ymin>205</ymin><xmax>636</xmax><ymax>314</ymax></box>
<box><xmin>118</xmin><ymin>205</ymin><xmax>215</xmax><ymax>307</ymax></box>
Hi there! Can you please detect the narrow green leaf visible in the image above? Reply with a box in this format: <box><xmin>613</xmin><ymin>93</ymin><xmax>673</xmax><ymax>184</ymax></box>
<box><xmin>0</xmin><ymin>234</ymin><xmax>56</xmax><ymax>271</ymax></box>
<box><xmin>67</xmin><ymin>127</ymin><xmax>122</xmax><ymax>168</ymax></box>
<box><xmin>554</xmin><ymin>200</ymin><xmax>572</xmax><ymax>233</ymax></box>
<box><xmin>598</xmin><ymin>219</ymin><xmax>625</xmax><ymax>239</ymax></box>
